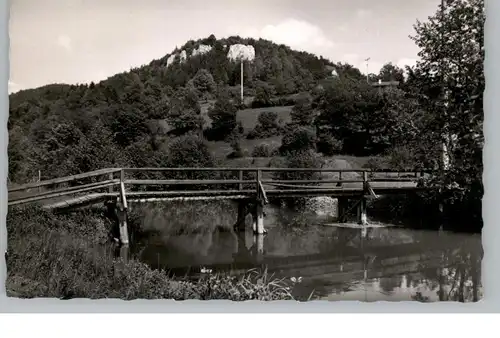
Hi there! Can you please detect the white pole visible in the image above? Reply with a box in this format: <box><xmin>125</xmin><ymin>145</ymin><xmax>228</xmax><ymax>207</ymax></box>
<box><xmin>240</xmin><ymin>61</ymin><xmax>244</xmax><ymax>102</ymax></box>
<box><xmin>365</xmin><ymin>57</ymin><xmax>370</xmax><ymax>83</ymax></box>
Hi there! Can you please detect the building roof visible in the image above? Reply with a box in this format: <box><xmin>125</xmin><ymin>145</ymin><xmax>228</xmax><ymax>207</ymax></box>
<box><xmin>371</xmin><ymin>80</ymin><xmax>400</xmax><ymax>87</ymax></box>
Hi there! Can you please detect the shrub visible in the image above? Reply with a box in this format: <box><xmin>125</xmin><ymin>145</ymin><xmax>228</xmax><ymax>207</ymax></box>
<box><xmin>316</xmin><ymin>134</ymin><xmax>342</xmax><ymax>156</ymax></box>
<box><xmin>247</xmin><ymin>111</ymin><xmax>282</xmax><ymax>139</ymax></box>
<box><xmin>386</xmin><ymin>145</ymin><xmax>417</xmax><ymax>171</ymax></box>
<box><xmin>272</xmin><ymin>149</ymin><xmax>324</xmax><ymax>209</ymax></box>
<box><xmin>363</xmin><ymin>157</ymin><xmax>388</xmax><ymax>171</ymax></box>
<box><xmin>163</xmin><ymin>134</ymin><xmax>216</xmax><ymax>183</ymax></box>
<box><xmin>251</xmin><ymin>143</ymin><xmax>279</xmax><ymax>158</ymax></box>
<box><xmin>279</xmin><ymin>126</ymin><xmax>317</xmax><ymax>155</ymax></box>
<box><xmin>206</xmin><ymin>95</ymin><xmax>238</xmax><ymax>141</ymax></box>
<box><xmin>165</xmin><ymin>134</ymin><xmax>214</xmax><ymax>168</ymax></box>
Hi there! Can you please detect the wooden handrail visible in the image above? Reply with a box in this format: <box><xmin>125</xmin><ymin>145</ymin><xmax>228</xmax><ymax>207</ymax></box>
<box><xmin>8</xmin><ymin>181</ymin><xmax>118</xmax><ymax>206</ymax></box>
<box><xmin>124</xmin><ymin>179</ymin><xmax>256</xmax><ymax>185</ymax></box>
<box><xmin>8</xmin><ymin>168</ymin><xmax>122</xmax><ymax>192</ymax></box>
<box><xmin>8</xmin><ymin>179</ymin><xmax>120</xmax><ymax>202</ymax></box>
<box><xmin>122</xmin><ymin>167</ymin><xmax>435</xmax><ymax>173</ymax></box>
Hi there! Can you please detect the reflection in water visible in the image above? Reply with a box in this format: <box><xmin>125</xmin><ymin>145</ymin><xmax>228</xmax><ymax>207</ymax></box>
<box><xmin>130</xmin><ymin>204</ymin><xmax>483</xmax><ymax>302</ymax></box>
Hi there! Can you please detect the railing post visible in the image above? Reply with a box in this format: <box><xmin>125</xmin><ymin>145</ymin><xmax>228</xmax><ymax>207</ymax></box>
<box><xmin>362</xmin><ymin>171</ymin><xmax>368</xmax><ymax>192</ymax></box>
<box><xmin>118</xmin><ymin>169</ymin><xmax>129</xmax><ymax>246</ymax></box>
<box><xmin>254</xmin><ymin>169</ymin><xmax>265</xmax><ymax>235</ymax></box>
<box><xmin>120</xmin><ymin>169</ymin><xmax>125</xmax><ymax>185</ymax></box>
<box><xmin>256</xmin><ymin>169</ymin><xmax>261</xmax><ymax>197</ymax></box>
<box><xmin>108</xmin><ymin>172</ymin><xmax>114</xmax><ymax>193</ymax></box>
<box><xmin>337</xmin><ymin>171</ymin><xmax>342</xmax><ymax>187</ymax></box>
<box><xmin>239</xmin><ymin>170</ymin><xmax>243</xmax><ymax>191</ymax></box>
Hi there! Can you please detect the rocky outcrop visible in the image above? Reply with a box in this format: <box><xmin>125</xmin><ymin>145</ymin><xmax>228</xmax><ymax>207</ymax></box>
<box><xmin>192</xmin><ymin>44</ymin><xmax>212</xmax><ymax>57</ymax></box>
<box><xmin>227</xmin><ymin>44</ymin><xmax>255</xmax><ymax>62</ymax></box>
<box><xmin>165</xmin><ymin>43</ymin><xmax>255</xmax><ymax>68</ymax></box>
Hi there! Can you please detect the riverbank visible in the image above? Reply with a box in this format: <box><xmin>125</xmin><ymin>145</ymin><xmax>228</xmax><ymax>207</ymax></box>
<box><xmin>5</xmin><ymin>205</ymin><xmax>295</xmax><ymax>300</ymax></box>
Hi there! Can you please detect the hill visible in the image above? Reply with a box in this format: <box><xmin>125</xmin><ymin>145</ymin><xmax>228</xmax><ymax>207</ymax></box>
<box><xmin>8</xmin><ymin>35</ymin><xmax>351</xmax><ymax>183</ymax></box>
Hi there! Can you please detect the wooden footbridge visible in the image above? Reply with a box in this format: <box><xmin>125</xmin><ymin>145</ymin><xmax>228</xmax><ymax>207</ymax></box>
<box><xmin>8</xmin><ymin>167</ymin><xmax>431</xmax><ymax>246</ymax></box>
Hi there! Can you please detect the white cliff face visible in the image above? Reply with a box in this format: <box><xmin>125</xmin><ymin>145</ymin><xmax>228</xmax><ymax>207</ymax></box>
<box><xmin>165</xmin><ymin>43</ymin><xmax>256</xmax><ymax>68</ymax></box>
<box><xmin>179</xmin><ymin>50</ymin><xmax>187</xmax><ymax>62</ymax></box>
<box><xmin>192</xmin><ymin>44</ymin><xmax>212</xmax><ymax>57</ymax></box>
<box><xmin>166</xmin><ymin>54</ymin><xmax>176</xmax><ymax>67</ymax></box>
<box><xmin>227</xmin><ymin>44</ymin><xmax>255</xmax><ymax>62</ymax></box>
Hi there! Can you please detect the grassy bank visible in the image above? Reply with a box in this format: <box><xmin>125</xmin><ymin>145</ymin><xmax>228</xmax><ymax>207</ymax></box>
<box><xmin>5</xmin><ymin>205</ymin><xmax>295</xmax><ymax>300</ymax></box>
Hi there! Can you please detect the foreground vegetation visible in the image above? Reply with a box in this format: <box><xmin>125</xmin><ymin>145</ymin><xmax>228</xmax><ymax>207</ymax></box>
<box><xmin>6</xmin><ymin>205</ymin><xmax>298</xmax><ymax>300</ymax></box>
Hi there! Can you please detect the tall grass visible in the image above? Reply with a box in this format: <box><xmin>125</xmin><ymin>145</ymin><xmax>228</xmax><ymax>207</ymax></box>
<box><xmin>6</xmin><ymin>205</ymin><xmax>296</xmax><ymax>300</ymax></box>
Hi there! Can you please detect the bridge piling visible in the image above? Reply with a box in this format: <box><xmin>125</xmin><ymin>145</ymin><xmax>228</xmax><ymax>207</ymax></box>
<box><xmin>254</xmin><ymin>203</ymin><xmax>265</xmax><ymax>234</ymax></box>
<box><xmin>357</xmin><ymin>198</ymin><xmax>368</xmax><ymax>225</ymax></box>
<box><xmin>116</xmin><ymin>203</ymin><xmax>129</xmax><ymax>245</ymax></box>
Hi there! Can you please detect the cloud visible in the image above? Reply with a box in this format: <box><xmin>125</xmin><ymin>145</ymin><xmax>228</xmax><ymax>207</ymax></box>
<box><xmin>396</xmin><ymin>58</ymin><xmax>418</xmax><ymax>69</ymax></box>
<box><xmin>56</xmin><ymin>34</ymin><xmax>73</xmax><ymax>52</ymax></box>
<box><xmin>356</xmin><ymin>9</ymin><xmax>372</xmax><ymax>19</ymax></box>
<box><xmin>239</xmin><ymin>18</ymin><xmax>336</xmax><ymax>56</ymax></box>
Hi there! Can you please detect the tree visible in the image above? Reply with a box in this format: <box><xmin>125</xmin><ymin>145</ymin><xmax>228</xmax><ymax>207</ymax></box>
<box><xmin>410</xmin><ymin>0</ymin><xmax>484</xmax><ymax>227</ymax></box>
<box><xmin>279</xmin><ymin>126</ymin><xmax>317</xmax><ymax>155</ymax></box>
<box><xmin>164</xmin><ymin>134</ymin><xmax>216</xmax><ymax>182</ymax></box>
<box><xmin>247</xmin><ymin>111</ymin><xmax>282</xmax><ymax>139</ymax></box>
<box><xmin>376</xmin><ymin>63</ymin><xmax>405</xmax><ymax>83</ymax></box>
<box><xmin>252</xmin><ymin>81</ymin><xmax>275</xmax><ymax>108</ymax></box>
<box><xmin>206</xmin><ymin>93</ymin><xmax>238</xmax><ymax>141</ymax></box>
<box><xmin>314</xmin><ymin>76</ymin><xmax>389</xmax><ymax>156</ymax></box>
<box><xmin>166</xmin><ymin>87</ymin><xmax>204</xmax><ymax>135</ymax></box>
<box><xmin>290</xmin><ymin>93</ymin><xmax>315</xmax><ymax>126</ymax></box>
<box><xmin>191</xmin><ymin>68</ymin><xmax>216</xmax><ymax>94</ymax></box>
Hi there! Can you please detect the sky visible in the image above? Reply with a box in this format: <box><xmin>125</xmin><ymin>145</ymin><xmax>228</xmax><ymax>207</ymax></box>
<box><xmin>8</xmin><ymin>0</ymin><xmax>442</xmax><ymax>94</ymax></box>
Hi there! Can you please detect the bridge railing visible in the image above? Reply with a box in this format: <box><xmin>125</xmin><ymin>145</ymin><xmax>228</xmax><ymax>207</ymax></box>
<box><xmin>7</xmin><ymin>168</ymin><xmax>122</xmax><ymax>206</ymax></box>
<box><xmin>7</xmin><ymin>167</ymin><xmax>432</xmax><ymax>207</ymax></box>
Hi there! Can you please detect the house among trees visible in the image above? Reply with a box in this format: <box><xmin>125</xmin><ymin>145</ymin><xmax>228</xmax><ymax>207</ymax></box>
<box><xmin>371</xmin><ymin>80</ymin><xmax>400</xmax><ymax>93</ymax></box>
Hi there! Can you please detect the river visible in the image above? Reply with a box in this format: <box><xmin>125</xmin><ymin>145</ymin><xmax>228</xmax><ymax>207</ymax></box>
<box><xmin>128</xmin><ymin>201</ymin><xmax>483</xmax><ymax>302</ymax></box>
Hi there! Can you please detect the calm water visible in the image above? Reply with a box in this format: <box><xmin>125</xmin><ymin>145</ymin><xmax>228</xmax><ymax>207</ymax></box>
<box><xmin>129</xmin><ymin>203</ymin><xmax>483</xmax><ymax>302</ymax></box>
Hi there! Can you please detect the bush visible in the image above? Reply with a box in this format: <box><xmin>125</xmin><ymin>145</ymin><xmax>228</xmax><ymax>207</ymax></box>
<box><xmin>247</xmin><ymin>111</ymin><xmax>282</xmax><ymax>139</ymax></box>
<box><xmin>272</xmin><ymin>149</ymin><xmax>324</xmax><ymax>209</ymax></box>
<box><xmin>279</xmin><ymin>126</ymin><xmax>317</xmax><ymax>155</ymax></box>
<box><xmin>251</xmin><ymin>143</ymin><xmax>279</xmax><ymax>158</ymax></box>
<box><xmin>164</xmin><ymin>134</ymin><xmax>215</xmax><ymax>168</ymax></box>
<box><xmin>206</xmin><ymin>95</ymin><xmax>238</xmax><ymax>141</ymax></box>
<box><xmin>226</xmin><ymin>133</ymin><xmax>246</xmax><ymax>159</ymax></box>
<box><xmin>163</xmin><ymin>134</ymin><xmax>216</xmax><ymax>183</ymax></box>
<box><xmin>363</xmin><ymin>157</ymin><xmax>388</xmax><ymax>171</ymax></box>
<box><xmin>386</xmin><ymin>145</ymin><xmax>418</xmax><ymax>170</ymax></box>
<box><xmin>316</xmin><ymin>134</ymin><xmax>342</xmax><ymax>156</ymax></box>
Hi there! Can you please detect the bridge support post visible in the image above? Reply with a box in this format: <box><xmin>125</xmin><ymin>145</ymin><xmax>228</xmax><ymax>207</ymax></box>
<box><xmin>116</xmin><ymin>203</ymin><xmax>129</xmax><ymax>246</ymax></box>
<box><xmin>357</xmin><ymin>197</ymin><xmax>368</xmax><ymax>226</ymax></box>
<box><xmin>253</xmin><ymin>203</ymin><xmax>265</xmax><ymax>235</ymax></box>
<box><xmin>254</xmin><ymin>234</ymin><xmax>264</xmax><ymax>262</ymax></box>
